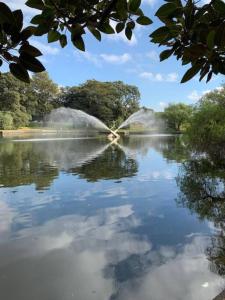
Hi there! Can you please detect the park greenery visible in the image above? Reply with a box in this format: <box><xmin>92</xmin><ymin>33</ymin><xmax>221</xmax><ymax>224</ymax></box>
<box><xmin>0</xmin><ymin>70</ymin><xmax>225</xmax><ymax>153</ymax></box>
<box><xmin>0</xmin><ymin>0</ymin><xmax>225</xmax><ymax>83</ymax></box>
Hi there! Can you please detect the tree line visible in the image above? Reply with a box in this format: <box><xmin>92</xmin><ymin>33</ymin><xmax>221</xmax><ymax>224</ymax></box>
<box><xmin>0</xmin><ymin>72</ymin><xmax>140</xmax><ymax>129</ymax></box>
<box><xmin>0</xmin><ymin>70</ymin><xmax>224</xmax><ymax>158</ymax></box>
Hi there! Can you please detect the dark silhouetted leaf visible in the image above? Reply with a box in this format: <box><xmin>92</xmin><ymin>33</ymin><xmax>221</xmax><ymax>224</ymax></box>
<box><xmin>98</xmin><ymin>23</ymin><xmax>115</xmax><ymax>34</ymax></box>
<box><xmin>13</xmin><ymin>10</ymin><xmax>23</xmax><ymax>31</ymax></box>
<box><xmin>207</xmin><ymin>31</ymin><xmax>215</xmax><ymax>49</ymax></box>
<box><xmin>181</xmin><ymin>64</ymin><xmax>202</xmax><ymax>83</ymax></box>
<box><xmin>25</xmin><ymin>0</ymin><xmax>44</xmax><ymax>10</ymax></box>
<box><xmin>129</xmin><ymin>0</ymin><xmax>141</xmax><ymax>12</ymax></box>
<box><xmin>20</xmin><ymin>53</ymin><xmax>45</xmax><ymax>72</ymax></box>
<box><xmin>48</xmin><ymin>30</ymin><xmax>60</xmax><ymax>43</ymax></box>
<box><xmin>136</xmin><ymin>16</ymin><xmax>152</xmax><ymax>25</ymax></box>
<box><xmin>19</xmin><ymin>44</ymin><xmax>42</xmax><ymax>56</ymax></box>
<box><xmin>88</xmin><ymin>27</ymin><xmax>101</xmax><ymax>41</ymax></box>
<box><xmin>155</xmin><ymin>3</ymin><xmax>177</xmax><ymax>17</ymax></box>
<box><xmin>59</xmin><ymin>34</ymin><xmax>67</xmax><ymax>48</ymax></box>
<box><xmin>72</xmin><ymin>35</ymin><xmax>85</xmax><ymax>51</ymax></box>
<box><xmin>0</xmin><ymin>2</ymin><xmax>14</xmax><ymax>24</ymax></box>
<box><xmin>125</xmin><ymin>27</ymin><xmax>132</xmax><ymax>40</ymax></box>
<box><xmin>116</xmin><ymin>23</ymin><xmax>125</xmax><ymax>33</ymax></box>
<box><xmin>160</xmin><ymin>49</ymin><xmax>173</xmax><ymax>61</ymax></box>
<box><xmin>9</xmin><ymin>63</ymin><xmax>30</xmax><ymax>83</ymax></box>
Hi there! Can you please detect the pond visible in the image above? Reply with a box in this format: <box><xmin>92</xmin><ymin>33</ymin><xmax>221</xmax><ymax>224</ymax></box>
<box><xmin>0</xmin><ymin>135</ymin><xmax>224</xmax><ymax>300</ymax></box>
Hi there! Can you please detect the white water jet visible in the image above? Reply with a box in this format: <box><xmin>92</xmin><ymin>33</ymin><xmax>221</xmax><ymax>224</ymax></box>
<box><xmin>117</xmin><ymin>108</ymin><xmax>161</xmax><ymax>131</ymax></box>
<box><xmin>46</xmin><ymin>107</ymin><xmax>110</xmax><ymax>132</ymax></box>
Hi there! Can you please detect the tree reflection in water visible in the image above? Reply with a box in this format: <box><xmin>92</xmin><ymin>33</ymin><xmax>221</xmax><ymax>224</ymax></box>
<box><xmin>176</xmin><ymin>147</ymin><xmax>225</xmax><ymax>280</ymax></box>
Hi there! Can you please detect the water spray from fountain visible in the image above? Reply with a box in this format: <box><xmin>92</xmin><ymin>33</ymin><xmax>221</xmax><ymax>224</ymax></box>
<box><xmin>46</xmin><ymin>107</ymin><xmax>163</xmax><ymax>140</ymax></box>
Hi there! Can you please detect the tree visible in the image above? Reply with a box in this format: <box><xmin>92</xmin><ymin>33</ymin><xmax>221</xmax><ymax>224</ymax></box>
<box><xmin>59</xmin><ymin>80</ymin><xmax>140</xmax><ymax>127</ymax></box>
<box><xmin>162</xmin><ymin>103</ymin><xmax>193</xmax><ymax>132</ymax></box>
<box><xmin>187</xmin><ymin>85</ymin><xmax>225</xmax><ymax>158</ymax></box>
<box><xmin>0</xmin><ymin>73</ymin><xmax>31</xmax><ymax>128</ymax></box>
<box><xmin>0</xmin><ymin>0</ymin><xmax>224</xmax><ymax>83</ymax></box>
<box><xmin>0</xmin><ymin>111</ymin><xmax>13</xmax><ymax>129</ymax></box>
<box><xmin>0</xmin><ymin>71</ymin><xmax>58</xmax><ymax>127</ymax></box>
<box><xmin>26</xmin><ymin>72</ymin><xmax>59</xmax><ymax>120</ymax></box>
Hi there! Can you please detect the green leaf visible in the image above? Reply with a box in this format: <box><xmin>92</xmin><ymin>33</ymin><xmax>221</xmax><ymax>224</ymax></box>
<box><xmin>59</xmin><ymin>34</ymin><xmax>67</xmax><ymax>48</ymax></box>
<box><xmin>136</xmin><ymin>16</ymin><xmax>153</xmax><ymax>25</ymax></box>
<box><xmin>150</xmin><ymin>26</ymin><xmax>170</xmax><ymax>43</ymax></box>
<box><xmin>19</xmin><ymin>53</ymin><xmax>45</xmax><ymax>72</ymax></box>
<box><xmin>207</xmin><ymin>30</ymin><xmax>215</xmax><ymax>49</ymax></box>
<box><xmin>116</xmin><ymin>0</ymin><xmax>128</xmax><ymax>19</ymax></box>
<box><xmin>20</xmin><ymin>26</ymin><xmax>36</xmax><ymax>40</ymax></box>
<box><xmin>125</xmin><ymin>27</ymin><xmax>132</xmax><ymax>40</ymax></box>
<box><xmin>9</xmin><ymin>63</ymin><xmax>30</xmax><ymax>83</ymax></box>
<box><xmin>116</xmin><ymin>22</ymin><xmax>125</xmax><ymax>33</ymax></box>
<box><xmin>19</xmin><ymin>44</ymin><xmax>42</xmax><ymax>57</ymax></box>
<box><xmin>212</xmin><ymin>0</ymin><xmax>225</xmax><ymax>14</ymax></box>
<box><xmin>155</xmin><ymin>3</ymin><xmax>178</xmax><ymax>17</ymax></box>
<box><xmin>88</xmin><ymin>27</ymin><xmax>101</xmax><ymax>41</ymax></box>
<box><xmin>0</xmin><ymin>2</ymin><xmax>14</xmax><ymax>24</ymax></box>
<box><xmin>31</xmin><ymin>14</ymin><xmax>44</xmax><ymax>24</ymax></box>
<box><xmin>48</xmin><ymin>30</ymin><xmax>60</xmax><ymax>43</ymax></box>
<box><xmin>13</xmin><ymin>10</ymin><xmax>23</xmax><ymax>31</ymax></box>
<box><xmin>98</xmin><ymin>23</ymin><xmax>115</xmax><ymax>34</ymax></box>
<box><xmin>206</xmin><ymin>71</ymin><xmax>213</xmax><ymax>82</ymax></box>
<box><xmin>160</xmin><ymin>49</ymin><xmax>173</xmax><ymax>61</ymax></box>
<box><xmin>25</xmin><ymin>0</ymin><xmax>45</xmax><ymax>10</ymax></box>
<box><xmin>129</xmin><ymin>0</ymin><xmax>141</xmax><ymax>12</ymax></box>
<box><xmin>72</xmin><ymin>35</ymin><xmax>85</xmax><ymax>51</ymax></box>
<box><xmin>181</xmin><ymin>64</ymin><xmax>202</xmax><ymax>83</ymax></box>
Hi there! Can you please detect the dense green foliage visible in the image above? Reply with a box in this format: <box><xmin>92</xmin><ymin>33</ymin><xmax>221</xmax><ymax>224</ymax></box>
<box><xmin>0</xmin><ymin>111</ymin><xmax>13</xmax><ymax>129</ymax></box>
<box><xmin>0</xmin><ymin>1</ymin><xmax>224</xmax><ymax>83</ymax></box>
<box><xmin>59</xmin><ymin>80</ymin><xmax>140</xmax><ymax>128</ymax></box>
<box><xmin>187</xmin><ymin>85</ymin><xmax>225</xmax><ymax>158</ymax></box>
<box><xmin>0</xmin><ymin>72</ymin><xmax>140</xmax><ymax>129</ymax></box>
<box><xmin>0</xmin><ymin>72</ymin><xmax>58</xmax><ymax>128</ymax></box>
<box><xmin>161</xmin><ymin>103</ymin><xmax>193</xmax><ymax>132</ymax></box>
<box><xmin>151</xmin><ymin>0</ymin><xmax>225</xmax><ymax>83</ymax></box>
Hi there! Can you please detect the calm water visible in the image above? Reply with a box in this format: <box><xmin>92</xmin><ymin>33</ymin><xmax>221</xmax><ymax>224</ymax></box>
<box><xmin>0</xmin><ymin>135</ymin><xmax>224</xmax><ymax>300</ymax></box>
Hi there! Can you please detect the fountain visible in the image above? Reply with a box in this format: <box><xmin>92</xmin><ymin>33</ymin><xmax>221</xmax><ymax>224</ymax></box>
<box><xmin>46</xmin><ymin>107</ymin><xmax>161</xmax><ymax>140</ymax></box>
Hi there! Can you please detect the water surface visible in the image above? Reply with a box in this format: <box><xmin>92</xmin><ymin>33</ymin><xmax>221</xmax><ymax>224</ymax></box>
<box><xmin>0</xmin><ymin>135</ymin><xmax>224</xmax><ymax>300</ymax></box>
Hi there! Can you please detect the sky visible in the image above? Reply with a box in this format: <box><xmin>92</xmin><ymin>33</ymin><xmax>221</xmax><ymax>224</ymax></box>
<box><xmin>3</xmin><ymin>0</ymin><xmax>225</xmax><ymax>111</ymax></box>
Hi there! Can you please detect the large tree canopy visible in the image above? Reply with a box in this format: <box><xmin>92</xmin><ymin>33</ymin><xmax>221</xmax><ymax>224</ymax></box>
<box><xmin>58</xmin><ymin>80</ymin><xmax>140</xmax><ymax>127</ymax></box>
<box><xmin>0</xmin><ymin>0</ymin><xmax>224</xmax><ymax>83</ymax></box>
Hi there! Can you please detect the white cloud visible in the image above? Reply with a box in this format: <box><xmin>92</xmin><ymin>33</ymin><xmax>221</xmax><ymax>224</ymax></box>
<box><xmin>188</xmin><ymin>90</ymin><xmax>200</xmax><ymax>102</ymax></box>
<box><xmin>106</xmin><ymin>31</ymin><xmax>138</xmax><ymax>46</ymax></box>
<box><xmin>188</xmin><ymin>86</ymin><xmax>224</xmax><ymax>103</ymax></box>
<box><xmin>75</xmin><ymin>51</ymin><xmax>132</xmax><ymax>66</ymax></box>
<box><xmin>100</xmin><ymin>53</ymin><xmax>131</xmax><ymax>64</ymax></box>
<box><xmin>139</xmin><ymin>71</ymin><xmax>178</xmax><ymax>82</ymax></box>
<box><xmin>146</xmin><ymin>51</ymin><xmax>159</xmax><ymax>61</ymax></box>
<box><xmin>167</xmin><ymin>72</ymin><xmax>178</xmax><ymax>82</ymax></box>
<box><xmin>159</xmin><ymin>102</ymin><xmax>168</xmax><ymax>110</ymax></box>
<box><xmin>76</xmin><ymin>51</ymin><xmax>101</xmax><ymax>67</ymax></box>
<box><xmin>143</xmin><ymin>0</ymin><xmax>158</xmax><ymax>6</ymax></box>
<box><xmin>31</xmin><ymin>40</ymin><xmax>59</xmax><ymax>56</ymax></box>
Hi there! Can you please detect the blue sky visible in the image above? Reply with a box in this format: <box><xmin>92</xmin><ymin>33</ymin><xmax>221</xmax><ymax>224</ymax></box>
<box><xmin>4</xmin><ymin>0</ymin><xmax>225</xmax><ymax>111</ymax></box>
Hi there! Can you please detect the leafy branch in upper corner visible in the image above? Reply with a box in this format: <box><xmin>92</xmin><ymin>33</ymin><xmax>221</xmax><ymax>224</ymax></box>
<box><xmin>150</xmin><ymin>0</ymin><xmax>225</xmax><ymax>83</ymax></box>
<box><xmin>0</xmin><ymin>0</ymin><xmax>225</xmax><ymax>83</ymax></box>
<box><xmin>0</xmin><ymin>0</ymin><xmax>152</xmax><ymax>82</ymax></box>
